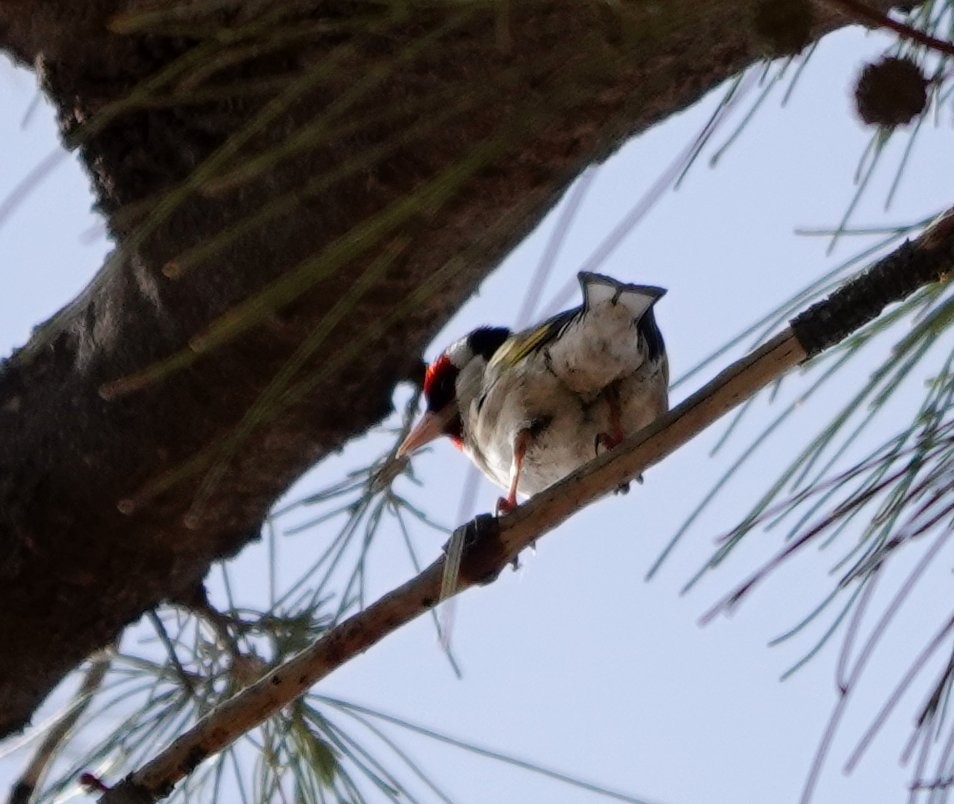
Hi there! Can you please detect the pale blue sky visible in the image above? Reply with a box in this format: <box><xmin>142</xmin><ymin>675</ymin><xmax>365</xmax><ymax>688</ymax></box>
<box><xmin>2</xmin><ymin>25</ymin><xmax>953</xmax><ymax>804</ymax></box>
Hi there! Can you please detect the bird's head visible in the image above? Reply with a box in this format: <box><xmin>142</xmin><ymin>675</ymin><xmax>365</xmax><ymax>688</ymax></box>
<box><xmin>398</xmin><ymin>326</ymin><xmax>510</xmax><ymax>456</ymax></box>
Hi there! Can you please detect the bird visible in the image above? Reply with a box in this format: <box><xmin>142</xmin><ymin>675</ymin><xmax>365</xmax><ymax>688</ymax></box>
<box><xmin>397</xmin><ymin>271</ymin><xmax>669</xmax><ymax>515</ymax></box>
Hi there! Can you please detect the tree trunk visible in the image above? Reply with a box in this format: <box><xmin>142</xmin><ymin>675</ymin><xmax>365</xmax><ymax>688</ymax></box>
<box><xmin>0</xmin><ymin>0</ymin><xmax>894</xmax><ymax>736</ymax></box>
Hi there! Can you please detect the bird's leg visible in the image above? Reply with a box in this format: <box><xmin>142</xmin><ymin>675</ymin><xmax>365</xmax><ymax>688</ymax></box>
<box><xmin>496</xmin><ymin>428</ymin><xmax>531</xmax><ymax>517</ymax></box>
<box><xmin>594</xmin><ymin>384</ymin><xmax>633</xmax><ymax>495</ymax></box>
<box><xmin>595</xmin><ymin>383</ymin><xmax>625</xmax><ymax>453</ymax></box>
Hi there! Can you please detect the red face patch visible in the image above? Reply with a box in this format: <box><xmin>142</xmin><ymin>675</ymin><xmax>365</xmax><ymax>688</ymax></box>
<box><xmin>422</xmin><ymin>353</ymin><xmax>463</xmax><ymax>443</ymax></box>
<box><xmin>423</xmin><ymin>354</ymin><xmax>453</xmax><ymax>403</ymax></box>
<box><xmin>423</xmin><ymin>353</ymin><xmax>459</xmax><ymax>414</ymax></box>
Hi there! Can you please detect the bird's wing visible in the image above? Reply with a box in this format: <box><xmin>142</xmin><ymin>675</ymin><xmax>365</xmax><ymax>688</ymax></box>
<box><xmin>488</xmin><ymin>274</ymin><xmax>665</xmax><ymax>373</ymax></box>
<box><xmin>487</xmin><ymin>307</ymin><xmax>580</xmax><ymax>371</ymax></box>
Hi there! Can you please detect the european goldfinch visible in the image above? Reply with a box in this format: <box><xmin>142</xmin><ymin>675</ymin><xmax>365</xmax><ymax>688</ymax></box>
<box><xmin>398</xmin><ymin>272</ymin><xmax>668</xmax><ymax>514</ymax></box>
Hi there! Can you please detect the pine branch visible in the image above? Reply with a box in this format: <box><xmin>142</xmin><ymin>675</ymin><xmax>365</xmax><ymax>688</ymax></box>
<box><xmin>100</xmin><ymin>208</ymin><xmax>954</xmax><ymax>803</ymax></box>
<box><xmin>825</xmin><ymin>0</ymin><xmax>954</xmax><ymax>59</ymax></box>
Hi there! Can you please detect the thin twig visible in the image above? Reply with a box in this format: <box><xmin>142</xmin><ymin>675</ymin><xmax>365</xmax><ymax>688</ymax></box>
<box><xmin>825</xmin><ymin>0</ymin><xmax>954</xmax><ymax>58</ymax></box>
<box><xmin>147</xmin><ymin>611</ymin><xmax>197</xmax><ymax>699</ymax></box>
<box><xmin>181</xmin><ymin>588</ymin><xmax>245</xmax><ymax>663</ymax></box>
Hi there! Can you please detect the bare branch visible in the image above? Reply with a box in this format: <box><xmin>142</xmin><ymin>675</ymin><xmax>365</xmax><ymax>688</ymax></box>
<box><xmin>825</xmin><ymin>0</ymin><xmax>954</xmax><ymax>58</ymax></box>
<box><xmin>99</xmin><ymin>207</ymin><xmax>954</xmax><ymax>804</ymax></box>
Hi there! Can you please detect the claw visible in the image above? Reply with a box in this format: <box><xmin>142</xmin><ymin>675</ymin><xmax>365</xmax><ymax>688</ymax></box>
<box><xmin>595</xmin><ymin>429</ymin><xmax>624</xmax><ymax>454</ymax></box>
<box><xmin>495</xmin><ymin>495</ymin><xmax>517</xmax><ymax>516</ymax></box>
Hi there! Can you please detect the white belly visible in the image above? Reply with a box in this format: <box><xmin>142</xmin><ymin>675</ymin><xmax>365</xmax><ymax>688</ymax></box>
<box><xmin>545</xmin><ymin>300</ymin><xmax>647</xmax><ymax>398</ymax></box>
<box><xmin>464</xmin><ymin>351</ymin><xmax>668</xmax><ymax>497</ymax></box>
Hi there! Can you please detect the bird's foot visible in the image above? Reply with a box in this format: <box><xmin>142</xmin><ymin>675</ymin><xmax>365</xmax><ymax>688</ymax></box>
<box><xmin>493</xmin><ymin>496</ymin><xmax>523</xmax><ymax>567</ymax></box>
<box><xmin>495</xmin><ymin>495</ymin><xmax>518</xmax><ymax>517</ymax></box>
<box><xmin>594</xmin><ymin>429</ymin><xmax>625</xmax><ymax>456</ymax></box>
<box><xmin>614</xmin><ymin>473</ymin><xmax>643</xmax><ymax>495</ymax></box>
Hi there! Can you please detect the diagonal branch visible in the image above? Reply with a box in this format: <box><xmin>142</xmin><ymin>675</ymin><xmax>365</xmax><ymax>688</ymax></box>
<box><xmin>825</xmin><ymin>0</ymin><xmax>954</xmax><ymax>59</ymax></box>
<box><xmin>100</xmin><ymin>209</ymin><xmax>954</xmax><ymax>803</ymax></box>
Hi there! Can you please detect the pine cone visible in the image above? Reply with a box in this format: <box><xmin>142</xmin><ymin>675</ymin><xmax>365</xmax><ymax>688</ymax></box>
<box><xmin>855</xmin><ymin>56</ymin><xmax>928</xmax><ymax>127</ymax></box>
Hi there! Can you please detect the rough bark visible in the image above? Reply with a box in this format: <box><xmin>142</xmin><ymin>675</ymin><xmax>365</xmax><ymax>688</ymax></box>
<box><xmin>0</xmin><ymin>0</ymin><xmax>894</xmax><ymax>736</ymax></box>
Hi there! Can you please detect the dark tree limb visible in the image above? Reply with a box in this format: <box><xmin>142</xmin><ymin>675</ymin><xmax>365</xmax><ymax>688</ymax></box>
<box><xmin>0</xmin><ymin>0</ymin><xmax>903</xmax><ymax>736</ymax></box>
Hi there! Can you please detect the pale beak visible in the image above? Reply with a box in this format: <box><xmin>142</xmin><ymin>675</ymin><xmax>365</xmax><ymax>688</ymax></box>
<box><xmin>397</xmin><ymin>411</ymin><xmax>445</xmax><ymax>457</ymax></box>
